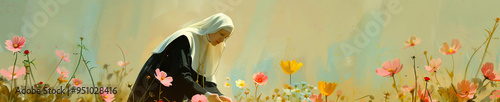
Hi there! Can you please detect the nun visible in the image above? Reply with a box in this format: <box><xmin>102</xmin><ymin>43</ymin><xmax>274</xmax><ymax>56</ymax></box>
<box><xmin>128</xmin><ymin>13</ymin><xmax>234</xmax><ymax>102</ymax></box>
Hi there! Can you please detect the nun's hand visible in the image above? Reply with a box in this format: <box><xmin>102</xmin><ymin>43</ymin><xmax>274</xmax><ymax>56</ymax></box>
<box><xmin>208</xmin><ymin>94</ymin><xmax>223</xmax><ymax>102</ymax></box>
<box><xmin>219</xmin><ymin>96</ymin><xmax>233</xmax><ymax>102</ymax></box>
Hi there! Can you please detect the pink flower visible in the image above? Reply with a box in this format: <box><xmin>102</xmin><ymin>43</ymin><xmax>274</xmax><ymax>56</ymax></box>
<box><xmin>490</xmin><ymin>90</ymin><xmax>500</xmax><ymax>99</ymax></box>
<box><xmin>72</xmin><ymin>78</ymin><xmax>83</xmax><ymax>87</ymax></box>
<box><xmin>56</xmin><ymin>50</ymin><xmax>71</xmax><ymax>62</ymax></box>
<box><xmin>100</xmin><ymin>92</ymin><xmax>115</xmax><ymax>102</ymax></box>
<box><xmin>425</xmin><ymin>58</ymin><xmax>442</xmax><ymax>72</ymax></box>
<box><xmin>0</xmin><ymin>66</ymin><xmax>26</xmax><ymax>80</ymax></box>
<box><xmin>439</xmin><ymin>39</ymin><xmax>461</xmax><ymax>55</ymax></box>
<box><xmin>56</xmin><ymin>66</ymin><xmax>70</xmax><ymax>78</ymax></box>
<box><xmin>403</xmin><ymin>36</ymin><xmax>421</xmax><ymax>49</ymax></box>
<box><xmin>253</xmin><ymin>72</ymin><xmax>268</xmax><ymax>86</ymax></box>
<box><xmin>117</xmin><ymin>60</ymin><xmax>130</xmax><ymax>67</ymax></box>
<box><xmin>375</xmin><ymin>58</ymin><xmax>403</xmax><ymax>77</ymax></box>
<box><xmin>309</xmin><ymin>93</ymin><xmax>323</xmax><ymax>102</ymax></box>
<box><xmin>417</xmin><ymin>87</ymin><xmax>437</xmax><ymax>102</ymax></box>
<box><xmin>155</xmin><ymin>68</ymin><xmax>173</xmax><ymax>87</ymax></box>
<box><xmin>456</xmin><ymin>80</ymin><xmax>477</xmax><ymax>100</ymax></box>
<box><xmin>4</xmin><ymin>36</ymin><xmax>26</xmax><ymax>52</ymax></box>
<box><xmin>191</xmin><ymin>94</ymin><xmax>208</xmax><ymax>102</ymax></box>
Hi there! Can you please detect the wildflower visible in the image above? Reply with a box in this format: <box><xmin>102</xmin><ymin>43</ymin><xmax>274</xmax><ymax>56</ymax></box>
<box><xmin>117</xmin><ymin>60</ymin><xmax>130</xmax><ymax>67</ymax></box>
<box><xmin>439</xmin><ymin>39</ymin><xmax>461</xmax><ymax>55</ymax></box>
<box><xmin>72</xmin><ymin>78</ymin><xmax>83</xmax><ymax>87</ymax></box>
<box><xmin>154</xmin><ymin>68</ymin><xmax>173</xmax><ymax>87</ymax></box>
<box><xmin>403</xmin><ymin>36</ymin><xmax>421</xmax><ymax>49</ymax></box>
<box><xmin>191</xmin><ymin>94</ymin><xmax>207</xmax><ymax>102</ymax></box>
<box><xmin>375</xmin><ymin>58</ymin><xmax>403</xmax><ymax>77</ymax></box>
<box><xmin>253</xmin><ymin>72</ymin><xmax>268</xmax><ymax>86</ymax></box>
<box><xmin>481</xmin><ymin>62</ymin><xmax>500</xmax><ymax>81</ymax></box>
<box><xmin>280</xmin><ymin>60</ymin><xmax>303</xmax><ymax>75</ymax></box>
<box><xmin>235</xmin><ymin>79</ymin><xmax>247</xmax><ymax>88</ymax></box>
<box><xmin>4</xmin><ymin>36</ymin><xmax>26</xmax><ymax>52</ymax></box>
<box><xmin>56</xmin><ymin>50</ymin><xmax>71</xmax><ymax>62</ymax></box>
<box><xmin>425</xmin><ymin>58</ymin><xmax>442</xmax><ymax>72</ymax></box>
<box><xmin>456</xmin><ymin>80</ymin><xmax>478</xmax><ymax>100</ymax></box>
<box><xmin>56</xmin><ymin>66</ymin><xmax>70</xmax><ymax>78</ymax></box>
<box><xmin>100</xmin><ymin>92</ymin><xmax>115</xmax><ymax>102</ymax></box>
<box><xmin>318</xmin><ymin>81</ymin><xmax>337</xmax><ymax>97</ymax></box>
<box><xmin>0</xmin><ymin>66</ymin><xmax>26</xmax><ymax>80</ymax></box>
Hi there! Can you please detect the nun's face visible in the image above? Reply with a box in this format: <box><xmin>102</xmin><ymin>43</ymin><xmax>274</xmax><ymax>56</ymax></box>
<box><xmin>208</xmin><ymin>29</ymin><xmax>231</xmax><ymax>46</ymax></box>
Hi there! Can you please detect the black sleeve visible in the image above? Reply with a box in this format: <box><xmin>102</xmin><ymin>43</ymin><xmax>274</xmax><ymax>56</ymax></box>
<box><xmin>204</xmin><ymin>81</ymin><xmax>223</xmax><ymax>96</ymax></box>
<box><xmin>164</xmin><ymin>35</ymin><xmax>209</xmax><ymax>97</ymax></box>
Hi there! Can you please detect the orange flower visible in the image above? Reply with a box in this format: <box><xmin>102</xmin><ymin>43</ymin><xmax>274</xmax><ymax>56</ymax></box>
<box><xmin>280</xmin><ymin>60</ymin><xmax>303</xmax><ymax>75</ymax></box>
<box><xmin>57</xmin><ymin>75</ymin><xmax>68</xmax><ymax>84</ymax></box>
<box><xmin>456</xmin><ymin>80</ymin><xmax>477</xmax><ymax>100</ymax></box>
<box><xmin>318</xmin><ymin>81</ymin><xmax>337</xmax><ymax>97</ymax></box>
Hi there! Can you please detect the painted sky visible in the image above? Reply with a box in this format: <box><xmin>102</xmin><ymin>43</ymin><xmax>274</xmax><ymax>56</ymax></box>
<box><xmin>1</xmin><ymin>0</ymin><xmax>500</xmax><ymax>101</ymax></box>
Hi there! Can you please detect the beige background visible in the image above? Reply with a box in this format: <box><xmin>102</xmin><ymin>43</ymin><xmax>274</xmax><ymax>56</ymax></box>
<box><xmin>1</xmin><ymin>0</ymin><xmax>500</xmax><ymax>101</ymax></box>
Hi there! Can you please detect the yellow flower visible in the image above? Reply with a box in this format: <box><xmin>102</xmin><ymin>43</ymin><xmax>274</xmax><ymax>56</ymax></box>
<box><xmin>224</xmin><ymin>82</ymin><xmax>231</xmax><ymax>87</ymax></box>
<box><xmin>318</xmin><ymin>81</ymin><xmax>337</xmax><ymax>96</ymax></box>
<box><xmin>280</xmin><ymin>60</ymin><xmax>303</xmax><ymax>75</ymax></box>
<box><xmin>235</xmin><ymin>79</ymin><xmax>247</xmax><ymax>88</ymax></box>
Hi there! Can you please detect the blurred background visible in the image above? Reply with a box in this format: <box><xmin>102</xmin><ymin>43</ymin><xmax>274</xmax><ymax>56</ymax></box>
<box><xmin>1</xmin><ymin>0</ymin><xmax>500</xmax><ymax>101</ymax></box>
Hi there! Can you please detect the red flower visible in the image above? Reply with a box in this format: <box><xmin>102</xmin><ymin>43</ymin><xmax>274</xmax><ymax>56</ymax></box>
<box><xmin>253</xmin><ymin>72</ymin><xmax>268</xmax><ymax>86</ymax></box>
<box><xmin>39</xmin><ymin>81</ymin><xmax>43</xmax><ymax>85</ymax></box>
<box><xmin>424</xmin><ymin>77</ymin><xmax>430</xmax><ymax>81</ymax></box>
<box><xmin>24</xmin><ymin>50</ymin><xmax>30</xmax><ymax>54</ymax></box>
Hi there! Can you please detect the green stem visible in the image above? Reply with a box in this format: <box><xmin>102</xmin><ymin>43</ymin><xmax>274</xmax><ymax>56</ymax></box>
<box><xmin>46</xmin><ymin>59</ymin><xmax>63</xmax><ymax>83</ymax></box>
<box><xmin>116</xmin><ymin>44</ymin><xmax>127</xmax><ymax>88</ymax></box>
<box><xmin>392</xmin><ymin>76</ymin><xmax>399</xmax><ymax>92</ymax></box>
<box><xmin>434</xmin><ymin>72</ymin><xmax>441</xmax><ymax>86</ymax></box>
<box><xmin>326</xmin><ymin>96</ymin><xmax>328</xmax><ymax>102</ymax></box>
<box><xmin>464</xmin><ymin>47</ymin><xmax>482</xmax><ymax>80</ymax></box>
<box><xmin>65</xmin><ymin>39</ymin><xmax>84</xmax><ymax>87</ymax></box>
<box><xmin>139</xmin><ymin>78</ymin><xmax>154</xmax><ymax>102</ymax></box>
<box><xmin>26</xmin><ymin>54</ymin><xmax>36</xmax><ymax>84</ymax></box>
<box><xmin>479</xmin><ymin>79</ymin><xmax>490</xmax><ymax>91</ymax></box>
<box><xmin>255</xmin><ymin>83</ymin><xmax>259</xmax><ymax>102</ymax></box>
<box><xmin>425</xmin><ymin>82</ymin><xmax>432</xmax><ymax>101</ymax></box>
<box><xmin>411</xmin><ymin>55</ymin><xmax>417</xmax><ymax>102</ymax></box>
<box><xmin>159</xmin><ymin>84</ymin><xmax>161</xmax><ymax>101</ymax></box>
<box><xmin>82</xmin><ymin>56</ymin><xmax>97</xmax><ymax>101</ymax></box>
<box><xmin>474</xmin><ymin>22</ymin><xmax>498</xmax><ymax>81</ymax></box>
<box><xmin>451</xmin><ymin>54</ymin><xmax>455</xmax><ymax>83</ymax></box>
<box><xmin>9</xmin><ymin>52</ymin><xmax>18</xmax><ymax>100</ymax></box>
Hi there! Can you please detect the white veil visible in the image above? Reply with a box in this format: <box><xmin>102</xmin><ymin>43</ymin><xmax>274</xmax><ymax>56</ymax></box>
<box><xmin>152</xmin><ymin>13</ymin><xmax>234</xmax><ymax>82</ymax></box>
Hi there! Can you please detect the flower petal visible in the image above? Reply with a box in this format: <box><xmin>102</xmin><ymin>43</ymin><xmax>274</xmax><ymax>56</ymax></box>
<box><xmin>376</xmin><ymin>68</ymin><xmax>391</xmax><ymax>77</ymax></box>
<box><xmin>425</xmin><ymin>66</ymin><xmax>434</xmax><ymax>72</ymax></box>
<box><xmin>382</xmin><ymin>61</ymin><xmax>392</xmax><ymax>70</ymax></box>
<box><xmin>0</xmin><ymin>69</ymin><xmax>12</xmax><ymax>80</ymax></box>
<box><xmin>440</xmin><ymin>42</ymin><xmax>449</xmax><ymax>55</ymax></box>
<box><xmin>392</xmin><ymin>58</ymin><xmax>400</xmax><ymax>69</ymax></box>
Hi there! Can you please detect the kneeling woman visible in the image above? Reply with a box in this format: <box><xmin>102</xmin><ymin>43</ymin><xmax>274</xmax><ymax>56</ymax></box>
<box><xmin>128</xmin><ymin>13</ymin><xmax>234</xmax><ymax>102</ymax></box>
